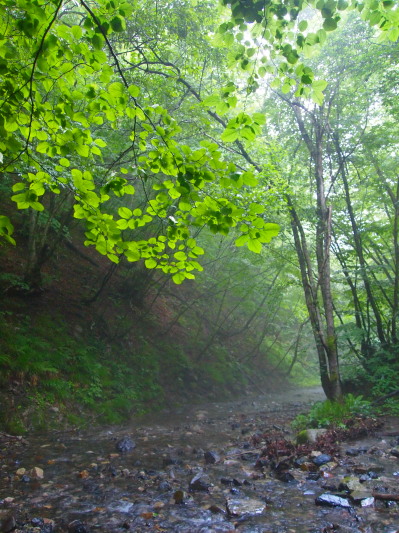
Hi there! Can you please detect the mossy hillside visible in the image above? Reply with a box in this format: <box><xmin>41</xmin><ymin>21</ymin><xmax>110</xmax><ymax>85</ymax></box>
<box><xmin>0</xmin><ymin>303</ymin><xmax>272</xmax><ymax>433</ymax></box>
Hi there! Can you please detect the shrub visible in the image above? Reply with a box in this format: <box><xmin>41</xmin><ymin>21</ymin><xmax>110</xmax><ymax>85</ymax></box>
<box><xmin>292</xmin><ymin>394</ymin><xmax>373</xmax><ymax>431</ymax></box>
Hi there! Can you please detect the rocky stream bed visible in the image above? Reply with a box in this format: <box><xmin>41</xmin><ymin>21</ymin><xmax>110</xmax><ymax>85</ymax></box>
<box><xmin>1</xmin><ymin>387</ymin><xmax>399</xmax><ymax>533</ymax></box>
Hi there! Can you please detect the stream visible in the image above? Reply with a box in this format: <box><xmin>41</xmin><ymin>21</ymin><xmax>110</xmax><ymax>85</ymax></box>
<box><xmin>1</xmin><ymin>386</ymin><xmax>399</xmax><ymax>533</ymax></box>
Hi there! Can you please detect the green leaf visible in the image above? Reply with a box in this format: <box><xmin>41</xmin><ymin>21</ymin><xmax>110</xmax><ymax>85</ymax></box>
<box><xmin>172</xmin><ymin>272</ymin><xmax>186</xmax><ymax>284</ymax></box>
<box><xmin>249</xmin><ymin>203</ymin><xmax>265</xmax><ymax>215</ymax></box>
<box><xmin>221</xmin><ymin>128</ymin><xmax>239</xmax><ymax>143</ymax></box>
<box><xmin>312</xmin><ymin>79</ymin><xmax>328</xmax><ymax>91</ymax></box>
<box><xmin>235</xmin><ymin>234</ymin><xmax>248</xmax><ymax>246</ymax></box>
<box><xmin>323</xmin><ymin>17</ymin><xmax>338</xmax><ymax>31</ymax></box>
<box><xmin>12</xmin><ymin>183</ymin><xmax>25</xmax><ymax>192</ymax></box>
<box><xmin>91</xmin><ymin>33</ymin><xmax>104</xmax><ymax>50</ymax></box>
<box><xmin>247</xmin><ymin>239</ymin><xmax>262</xmax><ymax>253</ymax></box>
<box><xmin>125</xmin><ymin>248</ymin><xmax>140</xmax><ymax>262</ymax></box>
<box><xmin>76</xmin><ymin>144</ymin><xmax>90</xmax><ymax>157</ymax></box>
<box><xmin>298</xmin><ymin>20</ymin><xmax>308</xmax><ymax>32</ymax></box>
<box><xmin>262</xmin><ymin>223</ymin><xmax>280</xmax><ymax>242</ymax></box>
<box><xmin>145</xmin><ymin>258</ymin><xmax>157</xmax><ymax>269</ymax></box>
<box><xmin>312</xmin><ymin>90</ymin><xmax>324</xmax><ymax>105</ymax></box>
<box><xmin>118</xmin><ymin>207</ymin><xmax>132</xmax><ymax>218</ymax></box>
<box><xmin>203</xmin><ymin>94</ymin><xmax>221</xmax><ymax>107</ymax></box>
<box><xmin>94</xmin><ymin>138</ymin><xmax>107</xmax><ymax>147</ymax></box>
<box><xmin>36</xmin><ymin>142</ymin><xmax>49</xmax><ymax>154</ymax></box>
<box><xmin>110</xmin><ymin>15</ymin><xmax>126</xmax><ymax>32</ymax></box>
<box><xmin>128</xmin><ymin>85</ymin><xmax>140</xmax><ymax>97</ymax></box>
<box><xmin>0</xmin><ymin>215</ymin><xmax>15</xmax><ymax>245</ymax></box>
<box><xmin>174</xmin><ymin>251</ymin><xmax>187</xmax><ymax>261</ymax></box>
<box><xmin>108</xmin><ymin>81</ymin><xmax>124</xmax><ymax>96</ymax></box>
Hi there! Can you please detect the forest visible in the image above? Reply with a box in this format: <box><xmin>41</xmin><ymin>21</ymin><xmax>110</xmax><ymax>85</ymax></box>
<box><xmin>0</xmin><ymin>0</ymin><xmax>399</xmax><ymax>432</ymax></box>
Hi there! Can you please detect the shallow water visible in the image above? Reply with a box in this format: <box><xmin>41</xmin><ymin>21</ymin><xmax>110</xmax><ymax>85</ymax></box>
<box><xmin>1</xmin><ymin>386</ymin><xmax>399</xmax><ymax>532</ymax></box>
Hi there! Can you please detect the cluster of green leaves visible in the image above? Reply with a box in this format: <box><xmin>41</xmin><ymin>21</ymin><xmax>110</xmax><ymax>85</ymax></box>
<box><xmin>0</xmin><ymin>0</ymin><xmax>282</xmax><ymax>284</ymax></box>
<box><xmin>219</xmin><ymin>0</ymin><xmax>399</xmax><ymax>102</ymax></box>
<box><xmin>292</xmin><ymin>394</ymin><xmax>373</xmax><ymax>431</ymax></box>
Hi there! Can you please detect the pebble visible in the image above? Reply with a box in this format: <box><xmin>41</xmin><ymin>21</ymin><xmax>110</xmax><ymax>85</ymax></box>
<box><xmin>226</xmin><ymin>497</ymin><xmax>266</xmax><ymax>517</ymax></box>
<box><xmin>312</xmin><ymin>454</ymin><xmax>332</xmax><ymax>466</ymax></box>
<box><xmin>315</xmin><ymin>493</ymin><xmax>352</xmax><ymax>509</ymax></box>
<box><xmin>189</xmin><ymin>473</ymin><xmax>211</xmax><ymax>492</ymax></box>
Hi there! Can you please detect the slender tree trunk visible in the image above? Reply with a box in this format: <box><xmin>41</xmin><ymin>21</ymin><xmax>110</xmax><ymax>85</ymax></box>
<box><xmin>288</xmin><ymin>197</ymin><xmax>341</xmax><ymax>400</ymax></box>
<box><xmin>334</xmin><ymin>138</ymin><xmax>386</xmax><ymax>345</ymax></box>
<box><xmin>370</xmin><ymin>157</ymin><xmax>399</xmax><ymax>343</ymax></box>
<box><xmin>288</xmin><ymin>101</ymin><xmax>342</xmax><ymax>400</ymax></box>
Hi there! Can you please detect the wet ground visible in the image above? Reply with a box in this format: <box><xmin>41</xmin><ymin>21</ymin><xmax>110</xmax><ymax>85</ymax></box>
<box><xmin>1</xmin><ymin>386</ymin><xmax>399</xmax><ymax>532</ymax></box>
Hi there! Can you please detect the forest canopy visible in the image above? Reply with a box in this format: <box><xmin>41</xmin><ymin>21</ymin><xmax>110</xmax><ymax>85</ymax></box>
<box><xmin>1</xmin><ymin>0</ymin><xmax>399</xmax><ymax>402</ymax></box>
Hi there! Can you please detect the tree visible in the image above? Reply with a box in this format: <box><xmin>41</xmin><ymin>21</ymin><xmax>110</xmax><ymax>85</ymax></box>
<box><xmin>257</xmin><ymin>13</ymin><xmax>399</xmax><ymax>399</ymax></box>
<box><xmin>0</xmin><ymin>0</ymin><xmax>280</xmax><ymax>287</ymax></box>
<box><xmin>1</xmin><ymin>0</ymin><xmax>399</xmax><ymax>401</ymax></box>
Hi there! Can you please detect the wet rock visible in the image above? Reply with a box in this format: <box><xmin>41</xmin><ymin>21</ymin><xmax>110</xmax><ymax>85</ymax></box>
<box><xmin>162</xmin><ymin>454</ymin><xmax>181</xmax><ymax>467</ymax></box>
<box><xmin>208</xmin><ymin>504</ymin><xmax>226</xmax><ymax>515</ymax></box>
<box><xmin>115</xmin><ymin>436</ymin><xmax>136</xmax><ymax>453</ymax></box>
<box><xmin>189</xmin><ymin>473</ymin><xmax>211</xmax><ymax>492</ymax></box>
<box><xmin>241</xmin><ymin>451</ymin><xmax>259</xmax><ymax>462</ymax></box>
<box><xmin>153</xmin><ymin>501</ymin><xmax>164</xmax><ymax>510</ymax></box>
<box><xmin>68</xmin><ymin>520</ymin><xmax>89</xmax><ymax>533</ymax></box>
<box><xmin>301</xmin><ymin>462</ymin><xmax>319</xmax><ymax>472</ymax></box>
<box><xmin>226</xmin><ymin>497</ymin><xmax>266</xmax><ymax>517</ymax></box>
<box><xmin>345</xmin><ymin>446</ymin><xmax>368</xmax><ymax>456</ymax></box>
<box><xmin>278</xmin><ymin>471</ymin><xmax>297</xmax><ymax>483</ymax></box>
<box><xmin>158</xmin><ymin>480</ymin><xmax>171</xmax><ymax>491</ymax></box>
<box><xmin>296</xmin><ymin>429</ymin><xmax>327</xmax><ymax>444</ymax></box>
<box><xmin>173</xmin><ymin>490</ymin><xmax>186</xmax><ymax>504</ymax></box>
<box><xmin>350</xmin><ymin>490</ymin><xmax>374</xmax><ymax>505</ymax></box>
<box><xmin>109</xmin><ymin>500</ymin><xmax>134</xmax><ymax>513</ymax></box>
<box><xmin>360</xmin><ymin>497</ymin><xmax>375</xmax><ymax>507</ymax></box>
<box><xmin>0</xmin><ymin>514</ymin><xmax>16</xmax><ymax>533</ymax></box>
<box><xmin>368</xmin><ymin>470</ymin><xmax>380</xmax><ymax>479</ymax></box>
<box><xmin>390</xmin><ymin>446</ymin><xmax>399</xmax><ymax>458</ymax></box>
<box><xmin>313</xmin><ymin>454</ymin><xmax>332</xmax><ymax>466</ymax></box>
<box><xmin>340</xmin><ymin>476</ymin><xmax>363</xmax><ymax>493</ymax></box>
<box><xmin>255</xmin><ymin>457</ymin><xmax>269</xmax><ymax>468</ymax></box>
<box><xmin>204</xmin><ymin>450</ymin><xmax>220</xmax><ymax>464</ymax></box>
<box><xmin>306</xmin><ymin>472</ymin><xmax>321</xmax><ymax>481</ymax></box>
<box><xmin>315</xmin><ymin>493</ymin><xmax>352</xmax><ymax>509</ymax></box>
<box><xmin>30</xmin><ymin>466</ymin><xmax>44</xmax><ymax>479</ymax></box>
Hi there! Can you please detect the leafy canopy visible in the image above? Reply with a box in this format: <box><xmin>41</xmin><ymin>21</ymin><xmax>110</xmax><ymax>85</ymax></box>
<box><xmin>0</xmin><ymin>0</ymin><xmax>397</xmax><ymax>281</ymax></box>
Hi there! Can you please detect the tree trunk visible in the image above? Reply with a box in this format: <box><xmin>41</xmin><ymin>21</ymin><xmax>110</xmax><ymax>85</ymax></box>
<box><xmin>288</xmin><ymin>197</ymin><xmax>342</xmax><ymax>400</ymax></box>
<box><xmin>287</xmin><ymin>101</ymin><xmax>342</xmax><ymax>400</ymax></box>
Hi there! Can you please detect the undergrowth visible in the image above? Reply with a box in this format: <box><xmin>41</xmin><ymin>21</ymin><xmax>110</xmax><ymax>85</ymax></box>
<box><xmin>0</xmin><ymin>310</ymin><xmax>164</xmax><ymax>432</ymax></box>
<box><xmin>0</xmin><ymin>308</ymin><xmax>263</xmax><ymax>433</ymax></box>
<box><xmin>292</xmin><ymin>394</ymin><xmax>374</xmax><ymax>431</ymax></box>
